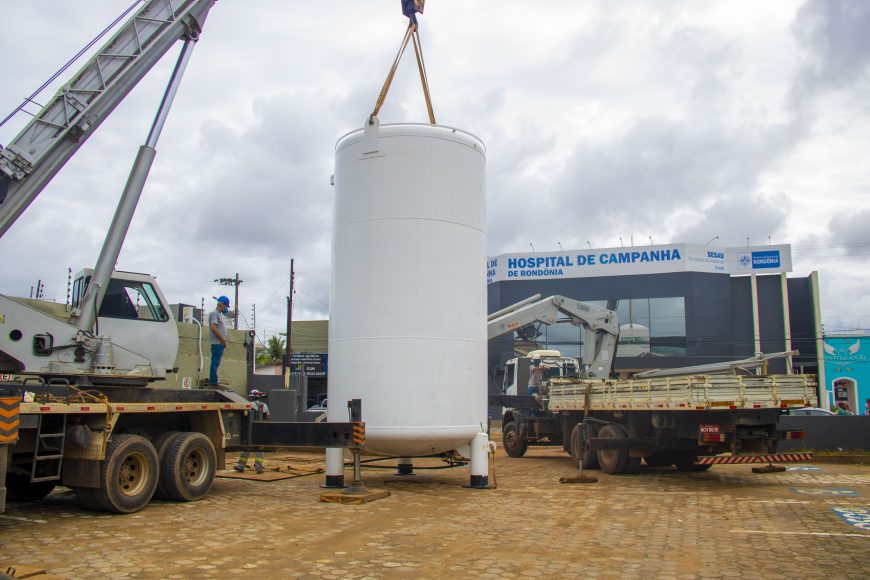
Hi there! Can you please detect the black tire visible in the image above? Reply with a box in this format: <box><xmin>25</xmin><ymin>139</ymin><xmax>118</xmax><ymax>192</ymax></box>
<box><xmin>5</xmin><ymin>472</ymin><xmax>56</xmax><ymax>501</ymax></box>
<box><xmin>502</xmin><ymin>421</ymin><xmax>529</xmax><ymax>458</ymax></box>
<box><xmin>596</xmin><ymin>424</ymin><xmax>635</xmax><ymax>475</ymax></box>
<box><xmin>92</xmin><ymin>434</ymin><xmax>159</xmax><ymax>513</ymax></box>
<box><xmin>152</xmin><ymin>431</ymin><xmax>183</xmax><ymax>499</ymax></box>
<box><xmin>569</xmin><ymin>423</ymin><xmax>599</xmax><ymax>470</ymax></box>
<box><xmin>159</xmin><ymin>432</ymin><xmax>217</xmax><ymax>502</ymax></box>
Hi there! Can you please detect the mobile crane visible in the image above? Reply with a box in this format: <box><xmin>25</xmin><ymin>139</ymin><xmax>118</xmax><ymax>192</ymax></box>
<box><xmin>0</xmin><ymin>0</ymin><xmax>364</xmax><ymax>514</ymax></box>
<box><xmin>488</xmin><ymin>295</ymin><xmax>815</xmax><ymax>474</ymax></box>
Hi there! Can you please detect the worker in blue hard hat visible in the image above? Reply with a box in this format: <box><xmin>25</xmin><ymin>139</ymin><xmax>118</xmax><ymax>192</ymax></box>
<box><xmin>208</xmin><ymin>296</ymin><xmax>230</xmax><ymax>386</ymax></box>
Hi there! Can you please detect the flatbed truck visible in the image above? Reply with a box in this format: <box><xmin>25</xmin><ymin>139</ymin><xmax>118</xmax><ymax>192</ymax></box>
<box><xmin>487</xmin><ymin>295</ymin><xmax>814</xmax><ymax>473</ymax></box>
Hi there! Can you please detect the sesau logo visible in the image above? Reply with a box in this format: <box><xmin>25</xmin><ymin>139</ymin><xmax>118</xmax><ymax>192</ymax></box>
<box><xmin>751</xmin><ymin>250</ymin><xmax>780</xmax><ymax>269</ymax></box>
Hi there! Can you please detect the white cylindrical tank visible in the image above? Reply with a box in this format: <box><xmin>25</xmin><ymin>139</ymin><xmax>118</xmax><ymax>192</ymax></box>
<box><xmin>328</xmin><ymin>121</ymin><xmax>487</xmax><ymax>456</ymax></box>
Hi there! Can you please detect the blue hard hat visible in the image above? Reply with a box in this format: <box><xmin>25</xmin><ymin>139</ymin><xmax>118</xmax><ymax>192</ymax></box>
<box><xmin>217</xmin><ymin>296</ymin><xmax>230</xmax><ymax>307</ymax></box>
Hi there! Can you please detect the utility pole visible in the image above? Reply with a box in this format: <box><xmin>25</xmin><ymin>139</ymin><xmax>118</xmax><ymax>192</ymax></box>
<box><xmin>252</xmin><ymin>303</ymin><xmax>257</xmax><ymax>373</ymax></box>
<box><xmin>214</xmin><ymin>273</ymin><xmax>244</xmax><ymax>329</ymax></box>
<box><xmin>282</xmin><ymin>259</ymin><xmax>295</xmax><ymax>376</ymax></box>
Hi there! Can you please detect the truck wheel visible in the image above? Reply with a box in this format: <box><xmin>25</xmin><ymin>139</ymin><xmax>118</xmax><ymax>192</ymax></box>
<box><xmin>569</xmin><ymin>424</ymin><xmax>599</xmax><ymax>470</ymax></box>
<box><xmin>159</xmin><ymin>432</ymin><xmax>217</xmax><ymax>502</ymax></box>
<box><xmin>92</xmin><ymin>434</ymin><xmax>159</xmax><ymax>513</ymax></box>
<box><xmin>502</xmin><ymin>422</ymin><xmax>529</xmax><ymax>458</ymax></box>
<box><xmin>596</xmin><ymin>424</ymin><xmax>633</xmax><ymax>475</ymax></box>
<box><xmin>5</xmin><ymin>472</ymin><xmax>56</xmax><ymax>501</ymax></box>
<box><xmin>152</xmin><ymin>431</ymin><xmax>183</xmax><ymax>499</ymax></box>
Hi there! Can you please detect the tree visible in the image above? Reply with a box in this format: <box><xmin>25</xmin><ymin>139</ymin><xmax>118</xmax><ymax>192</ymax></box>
<box><xmin>257</xmin><ymin>335</ymin><xmax>285</xmax><ymax>365</ymax></box>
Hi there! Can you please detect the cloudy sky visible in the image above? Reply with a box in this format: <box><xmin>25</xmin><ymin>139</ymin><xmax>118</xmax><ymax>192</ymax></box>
<box><xmin>1</xmin><ymin>0</ymin><xmax>868</xmax><ymax>341</ymax></box>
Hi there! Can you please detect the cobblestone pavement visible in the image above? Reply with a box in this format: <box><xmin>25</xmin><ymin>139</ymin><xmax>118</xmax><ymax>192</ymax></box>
<box><xmin>1</xmin><ymin>446</ymin><xmax>868</xmax><ymax>579</ymax></box>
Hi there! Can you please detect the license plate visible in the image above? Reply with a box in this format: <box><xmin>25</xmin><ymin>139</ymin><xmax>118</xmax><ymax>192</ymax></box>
<box><xmin>699</xmin><ymin>424</ymin><xmax>720</xmax><ymax>434</ymax></box>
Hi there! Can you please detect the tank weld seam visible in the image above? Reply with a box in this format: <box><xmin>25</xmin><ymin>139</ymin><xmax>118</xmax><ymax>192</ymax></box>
<box><xmin>338</xmin><ymin>216</ymin><xmax>485</xmax><ymax>233</ymax></box>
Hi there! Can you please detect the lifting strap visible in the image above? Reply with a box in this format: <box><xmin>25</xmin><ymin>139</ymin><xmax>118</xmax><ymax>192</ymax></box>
<box><xmin>370</xmin><ymin>24</ymin><xmax>436</xmax><ymax>125</ymax></box>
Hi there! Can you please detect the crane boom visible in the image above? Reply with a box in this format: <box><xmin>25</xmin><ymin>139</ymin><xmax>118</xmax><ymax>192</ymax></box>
<box><xmin>488</xmin><ymin>295</ymin><xmax>620</xmax><ymax>378</ymax></box>
<box><xmin>0</xmin><ymin>0</ymin><xmax>215</xmax><ymax>238</ymax></box>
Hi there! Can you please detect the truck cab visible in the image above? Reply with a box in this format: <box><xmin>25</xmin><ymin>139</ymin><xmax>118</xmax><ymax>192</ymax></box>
<box><xmin>0</xmin><ymin>270</ymin><xmax>178</xmax><ymax>382</ymax></box>
<box><xmin>501</xmin><ymin>350</ymin><xmax>581</xmax><ymax>397</ymax></box>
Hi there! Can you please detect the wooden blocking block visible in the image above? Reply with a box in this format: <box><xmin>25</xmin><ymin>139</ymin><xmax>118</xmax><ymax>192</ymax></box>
<box><xmin>752</xmin><ymin>465</ymin><xmax>786</xmax><ymax>474</ymax></box>
<box><xmin>215</xmin><ymin>469</ymin><xmax>297</xmax><ymax>481</ymax></box>
<box><xmin>559</xmin><ymin>475</ymin><xmax>599</xmax><ymax>484</ymax></box>
<box><xmin>319</xmin><ymin>489</ymin><xmax>391</xmax><ymax>504</ymax></box>
<box><xmin>2</xmin><ymin>565</ymin><xmax>48</xmax><ymax>578</ymax></box>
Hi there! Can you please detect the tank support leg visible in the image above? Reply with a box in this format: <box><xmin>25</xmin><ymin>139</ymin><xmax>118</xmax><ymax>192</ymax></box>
<box><xmin>322</xmin><ymin>447</ymin><xmax>346</xmax><ymax>489</ymax></box>
<box><xmin>466</xmin><ymin>432</ymin><xmax>491</xmax><ymax>489</ymax></box>
<box><xmin>396</xmin><ymin>457</ymin><xmax>414</xmax><ymax>476</ymax></box>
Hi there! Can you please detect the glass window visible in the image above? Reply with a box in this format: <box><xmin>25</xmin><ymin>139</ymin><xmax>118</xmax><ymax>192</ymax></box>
<box><xmin>98</xmin><ymin>279</ymin><xmax>169</xmax><ymax>322</ymax></box>
<box><xmin>511</xmin><ymin>296</ymin><xmax>689</xmax><ymax>360</ymax></box>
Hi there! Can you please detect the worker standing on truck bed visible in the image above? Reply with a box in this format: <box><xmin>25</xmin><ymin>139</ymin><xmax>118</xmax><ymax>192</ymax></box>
<box><xmin>209</xmin><ymin>296</ymin><xmax>230</xmax><ymax>386</ymax></box>
<box><xmin>234</xmin><ymin>390</ymin><xmax>270</xmax><ymax>474</ymax></box>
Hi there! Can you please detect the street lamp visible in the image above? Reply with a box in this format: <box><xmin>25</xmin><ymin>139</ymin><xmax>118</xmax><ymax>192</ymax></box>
<box><xmin>705</xmin><ymin>236</ymin><xmax>719</xmax><ymax>246</ymax></box>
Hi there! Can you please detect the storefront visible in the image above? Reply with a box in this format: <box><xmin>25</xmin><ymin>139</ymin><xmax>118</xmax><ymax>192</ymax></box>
<box><xmin>823</xmin><ymin>334</ymin><xmax>869</xmax><ymax>414</ymax></box>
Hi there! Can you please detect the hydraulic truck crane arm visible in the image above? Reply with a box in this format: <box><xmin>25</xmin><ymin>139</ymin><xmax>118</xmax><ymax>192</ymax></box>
<box><xmin>0</xmin><ymin>0</ymin><xmax>215</xmax><ymax>239</ymax></box>
<box><xmin>488</xmin><ymin>294</ymin><xmax>620</xmax><ymax>378</ymax></box>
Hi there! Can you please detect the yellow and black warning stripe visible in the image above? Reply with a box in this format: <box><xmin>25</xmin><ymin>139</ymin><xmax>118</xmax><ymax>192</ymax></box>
<box><xmin>352</xmin><ymin>422</ymin><xmax>366</xmax><ymax>446</ymax></box>
<box><xmin>0</xmin><ymin>396</ymin><xmax>20</xmax><ymax>444</ymax></box>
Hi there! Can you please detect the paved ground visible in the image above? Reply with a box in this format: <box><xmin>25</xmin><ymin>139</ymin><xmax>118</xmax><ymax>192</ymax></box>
<box><xmin>1</xmin><ymin>445</ymin><xmax>868</xmax><ymax>579</ymax></box>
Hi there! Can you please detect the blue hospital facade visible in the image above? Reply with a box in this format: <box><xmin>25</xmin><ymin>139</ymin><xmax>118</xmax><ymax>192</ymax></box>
<box><xmin>823</xmin><ymin>334</ymin><xmax>870</xmax><ymax>414</ymax></box>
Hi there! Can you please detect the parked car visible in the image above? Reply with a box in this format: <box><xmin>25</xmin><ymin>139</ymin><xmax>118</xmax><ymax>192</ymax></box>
<box><xmin>789</xmin><ymin>407</ymin><xmax>835</xmax><ymax>416</ymax></box>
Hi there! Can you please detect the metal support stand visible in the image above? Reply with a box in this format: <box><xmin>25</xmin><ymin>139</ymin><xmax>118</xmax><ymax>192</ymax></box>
<box><xmin>341</xmin><ymin>399</ymin><xmax>371</xmax><ymax>495</ymax></box>
<box><xmin>343</xmin><ymin>446</ymin><xmax>371</xmax><ymax>495</ymax></box>
<box><xmin>561</xmin><ymin>423</ymin><xmax>598</xmax><ymax>484</ymax></box>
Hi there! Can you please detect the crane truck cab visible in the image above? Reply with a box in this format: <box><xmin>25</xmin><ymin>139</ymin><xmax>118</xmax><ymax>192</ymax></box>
<box><xmin>0</xmin><ymin>270</ymin><xmax>178</xmax><ymax>384</ymax></box>
<box><xmin>500</xmin><ymin>349</ymin><xmax>580</xmax><ymax>397</ymax></box>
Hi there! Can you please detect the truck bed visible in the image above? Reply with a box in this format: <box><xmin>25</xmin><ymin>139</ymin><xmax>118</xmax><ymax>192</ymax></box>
<box><xmin>546</xmin><ymin>374</ymin><xmax>817</xmax><ymax>412</ymax></box>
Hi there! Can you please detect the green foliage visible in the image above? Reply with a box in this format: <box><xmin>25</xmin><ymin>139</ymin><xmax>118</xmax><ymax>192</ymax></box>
<box><xmin>256</xmin><ymin>335</ymin><xmax>286</xmax><ymax>365</ymax></box>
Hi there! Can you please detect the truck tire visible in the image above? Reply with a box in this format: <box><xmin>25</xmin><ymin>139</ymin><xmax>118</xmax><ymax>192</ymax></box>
<box><xmin>152</xmin><ymin>431</ymin><xmax>183</xmax><ymax>499</ymax></box>
<box><xmin>596</xmin><ymin>424</ymin><xmax>640</xmax><ymax>475</ymax></box>
<box><xmin>569</xmin><ymin>423</ymin><xmax>599</xmax><ymax>470</ymax></box>
<box><xmin>92</xmin><ymin>434</ymin><xmax>159</xmax><ymax>513</ymax></box>
<box><xmin>159</xmin><ymin>432</ymin><xmax>217</xmax><ymax>502</ymax></box>
<box><xmin>5</xmin><ymin>472</ymin><xmax>56</xmax><ymax>501</ymax></box>
<box><xmin>502</xmin><ymin>421</ymin><xmax>529</xmax><ymax>458</ymax></box>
